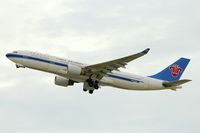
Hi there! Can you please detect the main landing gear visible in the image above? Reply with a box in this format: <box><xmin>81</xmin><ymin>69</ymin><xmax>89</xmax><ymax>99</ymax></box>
<box><xmin>83</xmin><ymin>88</ymin><xmax>94</xmax><ymax>94</ymax></box>
<box><xmin>87</xmin><ymin>79</ymin><xmax>99</xmax><ymax>89</ymax></box>
<box><xmin>83</xmin><ymin>78</ymin><xmax>100</xmax><ymax>94</ymax></box>
<box><xmin>89</xmin><ymin>90</ymin><xmax>94</xmax><ymax>94</ymax></box>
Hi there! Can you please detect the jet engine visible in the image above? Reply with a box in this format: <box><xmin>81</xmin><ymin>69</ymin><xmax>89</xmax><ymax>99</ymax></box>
<box><xmin>54</xmin><ymin>76</ymin><xmax>74</xmax><ymax>87</ymax></box>
<box><xmin>67</xmin><ymin>63</ymin><xmax>82</xmax><ymax>76</ymax></box>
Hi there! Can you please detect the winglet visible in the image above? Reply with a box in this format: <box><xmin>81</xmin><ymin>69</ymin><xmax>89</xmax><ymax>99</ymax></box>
<box><xmin>142</xmin><ymin>48</ymin><xmax>150</xmax><ymax>54</ymax></box>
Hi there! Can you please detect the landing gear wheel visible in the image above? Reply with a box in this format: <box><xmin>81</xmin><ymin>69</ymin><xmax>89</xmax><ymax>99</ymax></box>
<box><xmin>86</xmin><ymin>78</ymin><xmax>99</xmax><ymax>92</ymax></box>
<box><xmin>94</xmin><ymin>81</ymin><xmax>99</xmax><ymax>89</ymax></box>
<box><xmin>16</xmin><ymin>65</ymin><xmax>19</xmax><ymax>68</ymax></box>
<box><xmin>87</xmin><ymin>79</ymin><xmax>94</xmax><ymax>87</ymax></box>
<box><xmin>88</xmin><ymin>81</ymin><xmax>94</xmax><ymax>87</ymax></box>
<box><xmin>83</xmin><ymin>88</ymin><xmax>87</xmax><ymax>92</ymax></box>
<box><xmin>94</xmin><ymin>84</ymin><xmax>99</xmax><ymax>90</ymax></box>
<box><xmin>89</xmin><ymin>90</ymin><xmax>94</xmax><ymax>94</ymax></box>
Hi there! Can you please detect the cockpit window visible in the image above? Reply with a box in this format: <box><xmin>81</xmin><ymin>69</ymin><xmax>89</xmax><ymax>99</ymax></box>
<box><xmin>13</xmin><ymin>51</ymin><xmax>18</xmax><ymax>53</ymax></box>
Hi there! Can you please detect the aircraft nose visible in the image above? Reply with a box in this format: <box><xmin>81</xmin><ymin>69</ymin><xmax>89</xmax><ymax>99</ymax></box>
<box><xmin>6</xmin><ymin>53</ymin><xmax>12</xmax><ymax>58</ymax></box>
<box><xmin>6</xmin><ymin>53</ymin><xmax>10</xmax><ymax>58</ymax></box>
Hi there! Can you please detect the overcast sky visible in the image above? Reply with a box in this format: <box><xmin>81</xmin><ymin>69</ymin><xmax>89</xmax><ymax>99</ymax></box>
<box><xmin>0</xmin><ymin>0</ymin><xmax>200</xmax><ymax>133</ymax></box>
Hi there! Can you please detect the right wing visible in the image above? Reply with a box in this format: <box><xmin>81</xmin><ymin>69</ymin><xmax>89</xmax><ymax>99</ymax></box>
<box><xmin>83</xmin><ymin>48</ymin><xmax>150</xmax><ymax>79</ymax></box>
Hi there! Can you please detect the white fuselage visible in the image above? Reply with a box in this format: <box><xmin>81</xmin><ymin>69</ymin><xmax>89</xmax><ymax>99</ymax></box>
<box><xmin>6</xmin><ymin>50</ymin><xmax>165</xmax><ymax>91</ymax></box>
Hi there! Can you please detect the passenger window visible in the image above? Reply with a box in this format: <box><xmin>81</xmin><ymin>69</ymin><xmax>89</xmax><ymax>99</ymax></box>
<box><xmin>13</xmin><ymin>51</ymin><xmax>18</xmax><ymax>53</ymax></box>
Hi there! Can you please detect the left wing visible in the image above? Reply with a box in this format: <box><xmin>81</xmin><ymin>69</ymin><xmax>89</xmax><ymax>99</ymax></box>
<box><xmin>84</xmin><ymin>48</ymin><xmax>150</xmax><ymax>79</ymax></box>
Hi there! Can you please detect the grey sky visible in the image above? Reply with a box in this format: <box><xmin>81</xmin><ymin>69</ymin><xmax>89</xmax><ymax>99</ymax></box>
<box><xmin>0</xmin><ymin>0</ymin><xmax>200</xmax><ymax>133</ymax></box>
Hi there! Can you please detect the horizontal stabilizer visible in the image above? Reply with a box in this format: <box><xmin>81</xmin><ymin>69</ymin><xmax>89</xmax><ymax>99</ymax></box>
<box><xmin>163</xmin><ymin>79</ymin><xmax>191</xmax><ymax>88</ymax></box>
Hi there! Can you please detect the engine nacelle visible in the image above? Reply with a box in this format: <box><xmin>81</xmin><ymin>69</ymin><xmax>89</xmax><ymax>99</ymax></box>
<box><xmin>67</xmin><ymin>63</ymin><xmax>82</xmax><ymax>76</ymax></box>
<box><xmin>54</xmin><ymin>76</ymin><xmax>74</xmax><ymax>87</ymax></box>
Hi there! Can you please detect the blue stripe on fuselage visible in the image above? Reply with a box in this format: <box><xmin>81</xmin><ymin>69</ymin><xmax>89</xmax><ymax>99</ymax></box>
<box><xmin>7</xmin><ymin>54</ymin><xmax>142</xmax><ymax>83</ymax></box>
<box><xmin>107</xmin><ymin>73</ymin><xmax>143</xmax><ymax>83</ymax></box>
<box><xmin>6</xmin><ymin>54</ymin><xmax>68</xmax><ymax>67</ymax></box>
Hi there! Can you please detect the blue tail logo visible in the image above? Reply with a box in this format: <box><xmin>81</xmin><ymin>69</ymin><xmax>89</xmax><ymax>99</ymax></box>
<box><xmin>149</xmin><ymin>58</ymin><xmax>190</xmax><ymax>81</ymax></box>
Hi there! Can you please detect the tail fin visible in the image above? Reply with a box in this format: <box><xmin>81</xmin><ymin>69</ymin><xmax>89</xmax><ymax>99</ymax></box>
<box><xmin>149</xmin><ymin>58</ymin><xmax>190</xmax><ymax>81</ymax></box>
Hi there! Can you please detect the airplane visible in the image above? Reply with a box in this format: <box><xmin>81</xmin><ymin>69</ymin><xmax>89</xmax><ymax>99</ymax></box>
<box><xmin>6</xmin><ymin>48</ymin><xmax>191</xmax><ymax>94</ymax></box>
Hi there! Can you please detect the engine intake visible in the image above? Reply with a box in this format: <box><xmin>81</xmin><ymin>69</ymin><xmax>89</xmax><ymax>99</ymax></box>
<box><xmin>55</xmin><ymin>76</ymin><xmax>74</xmax><ymax>87</ymax></box>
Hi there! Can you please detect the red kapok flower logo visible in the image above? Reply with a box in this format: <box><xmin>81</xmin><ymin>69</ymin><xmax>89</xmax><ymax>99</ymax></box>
<box><xmin>169</xmin><ymin>65</ymin><xmax>182</xmax><ymax>77</ymax></box>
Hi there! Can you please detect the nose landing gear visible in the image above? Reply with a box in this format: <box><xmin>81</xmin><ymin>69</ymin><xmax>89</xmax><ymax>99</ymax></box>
<box><xmin>16</xmin><ymin>63</ymin><xmax>25</xmax><ymax>68</ymax></box>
